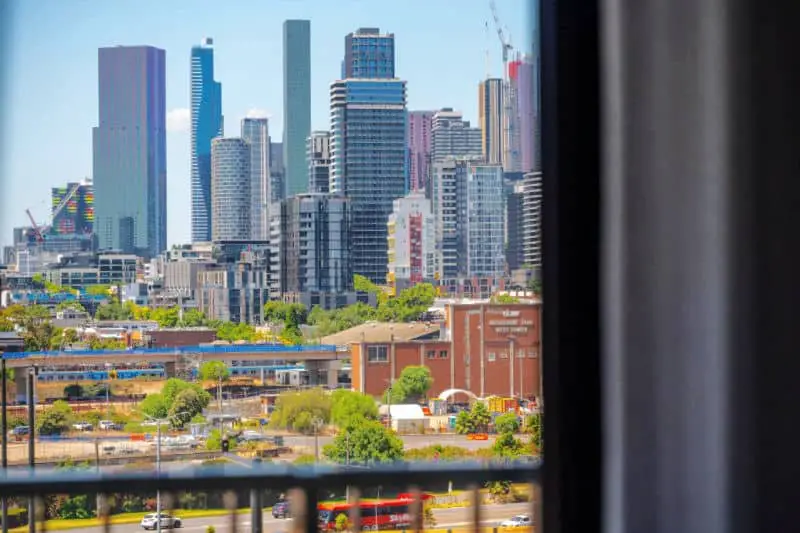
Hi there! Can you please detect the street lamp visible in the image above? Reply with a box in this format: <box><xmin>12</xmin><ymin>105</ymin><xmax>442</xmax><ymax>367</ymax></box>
<box><xmin>312</xmin><ymin>416</ymin><xmax>324</xmax><ymax>462</ymax></box>
<box><xmin>142</xmin><ymin>411</ymin><xmax>188</xmax><ymax>533</ymax></box>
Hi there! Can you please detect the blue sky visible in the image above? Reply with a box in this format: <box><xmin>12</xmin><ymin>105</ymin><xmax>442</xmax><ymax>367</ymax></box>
<box><xmin>0</xmin><ymin>0</ymin><xmax>527</xmax><ymax>247</ymax></box>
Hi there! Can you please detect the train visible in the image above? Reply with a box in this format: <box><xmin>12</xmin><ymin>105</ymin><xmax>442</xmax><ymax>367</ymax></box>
<box><xmin>35</xmin><ymin>364</ymin><xmax>307</xmax><ymax>383</ymax></box>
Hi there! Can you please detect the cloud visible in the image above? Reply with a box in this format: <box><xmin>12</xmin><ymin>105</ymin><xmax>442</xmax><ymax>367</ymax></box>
<box><xmin>167</xmin><ymin>108</ymin><xmax>190</xmax><ymax>133</ymax></box>
<box><xmin>245</xmin><ymin>108</ymin><xmax>271</xmax><ymax>119</ymax></box>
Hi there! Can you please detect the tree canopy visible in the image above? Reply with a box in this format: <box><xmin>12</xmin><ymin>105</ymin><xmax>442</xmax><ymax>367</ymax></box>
<box><xmin>494</xmin><ymin>412</ymin><xmax>521</xmax><ymax>434</ymax></box>
<box><xmin>268</xmin><ymin>388</ymin><xmax>332</xmax><ymax>433</ymax></box>
<box><xmin>199</xmin><ymin>361</ymin><xmax>230</xmax><ymax>383</ymax></box>
<box><xmin>454</xmin><ymin>402</ymin><xmax>492</xmax><ymax>435</ymax></box>
<box><xmin>37</xmin><ymin>400</ymin><xmax>73</xmax><ymax>435</ymax></box>
<box><xmin>141</xmin><ymin>378</ymin><xmax>211</xmax><ymax>426</ymax></box>
<box><xmin>490</xmin><ymin>293</ymin><xmax>521</xmax><ymax>304</ymax></box>
<box><xmin>385</xmin><ymin>365</ymin><xmax>433</xmax><ymax>404</ymax></box>
<box><xmin>322</xmin><ymin>418</ymin><xmax>404</xmax><ymax>464</ymax></box>
<box><xmin>330</xmin><ymin>389</ymin><xmax>379</xmax><ymax>427</ymax></box>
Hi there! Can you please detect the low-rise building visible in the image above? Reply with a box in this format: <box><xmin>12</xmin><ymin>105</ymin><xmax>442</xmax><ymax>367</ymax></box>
<box><xmin>325</xmin><ymin>302</ymin><xmax>541</xmax><ymax>401</ymax></box>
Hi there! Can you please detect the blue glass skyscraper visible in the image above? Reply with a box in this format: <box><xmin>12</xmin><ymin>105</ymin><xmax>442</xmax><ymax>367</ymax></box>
<box><xmin>191</xmin><ymin>38</ymin><xmax>223</xmax><ymax>242</ymax></box>
<box><xmin>93</xmin><ymin>46</ymin><xmax>166</xmax><ymax>258</ymax></box>
<box><xmin>282</xmin><ymin>20</ymin><xmax>312</xmax><ymax>199</ymax></box>
<box><xmin>343</xmin><ymin>28</ymin><xmax>395</xmax><ymax>79</ymax></box>
<box><xmin>330</xmin><ymin>79</ymin><xmax>408</xmax><ymax>284</ymax></box>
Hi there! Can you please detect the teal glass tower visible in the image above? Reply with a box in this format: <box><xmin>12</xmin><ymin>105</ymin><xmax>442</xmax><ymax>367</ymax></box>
<box><xmin>282</xmin><ymin>20</ymin><xmax>312</xmax><ymax>199</ymax></box>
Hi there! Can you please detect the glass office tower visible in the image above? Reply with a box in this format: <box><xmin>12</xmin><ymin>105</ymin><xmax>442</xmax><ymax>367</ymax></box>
<box><xmin>190</xmin><ymin>38</ymin><xmax>223</xmax><ymax>243</ymax></box>
<box><xmin>282</xmin><ymin>20</ymin><xmax>312</xmax><ymax>198</ymax></box>
<box><xmin>93</xmin><ymin>46</ymin><xmax>166</xmax><ymax>258</ymax></box>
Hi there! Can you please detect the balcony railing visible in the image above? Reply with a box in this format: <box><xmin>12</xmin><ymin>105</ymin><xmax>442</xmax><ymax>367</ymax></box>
<box><xmin>0</xmin><ymin>461</ymin><xmax>540</xmax><ymax>533</ymax></box>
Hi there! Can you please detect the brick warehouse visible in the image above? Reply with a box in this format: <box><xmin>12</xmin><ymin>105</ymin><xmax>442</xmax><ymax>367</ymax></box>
<box><xmin>322</xmin><ymin>302</ymin><xmax>541</xmax><ymax>400</ymax></box>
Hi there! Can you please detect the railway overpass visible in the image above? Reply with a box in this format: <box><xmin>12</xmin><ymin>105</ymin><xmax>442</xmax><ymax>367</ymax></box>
<box><xmin>3</xmin><ymin>344</ymin><xmax>347</xmax><ymax>402</ymax></box>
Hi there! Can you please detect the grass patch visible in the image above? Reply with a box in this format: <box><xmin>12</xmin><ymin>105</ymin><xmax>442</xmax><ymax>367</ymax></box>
<box><xmin>10</xmin><ymin>508</ymin><xmax>248</xmax><ymax>532</ymax></box>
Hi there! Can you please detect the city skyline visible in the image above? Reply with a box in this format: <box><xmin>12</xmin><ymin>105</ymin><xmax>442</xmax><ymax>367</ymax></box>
<box><xmin>1</xmin><ymin>0</ymin><xmax>527</xmax><ymax>248</ymax></box>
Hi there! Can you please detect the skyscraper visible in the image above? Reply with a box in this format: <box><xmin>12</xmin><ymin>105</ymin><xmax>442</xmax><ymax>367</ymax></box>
<box><xmin>479</xmin><ymin>78</ymin><xmax>504</xmax><ymax>165</ymax></box>
<box><xmin>190</xmin><ymin>38</ymin><xmax>223</xmax><ymax>243</ymax></box>
<box><xmin>330</xmin><ymin>79</ymin><xmax>408</xmax><ymax>283</ymax></box>
<box><xmin>211</xmin><ymin>138</ymin><xmax>251</xmax><ymax>242</ymax></box>
<box><xmin>241</xmin><ymin>118</ymin><xmax>270</xmax><ymax>240</ymax></box>
<box><xmin>431</xmin><ymin>158</ymin><xmax>505</xmax><ymax>279</ymax></box>
<box><xmin>387</xmin><ymin>192</ymin><xmax>435</xmax><ymax>291</ymax></box>
<box><xmin>431</xmin><ymin>108</ymin><xmax>483</xmax><ymax>162</ymax></box>
<box><xmin>513</xmin><ymin>58</ymin><xmax>538</xmax><ymax>173</ymax></box>
<box><xmin>343</xmin><ymin>28</ymin><xmax>395</xmax><ymax>79</ymax></box>
<box><xmin>307</xmin><ymin>131</ymin><xmax>331</xmax><ymax>193</ymax></box>
<box><xmin>50</xmin><ymin>180</ymin><xmax>94</xmax><ymax>236</ymax></box>
<box><xmin>282</xmin><ymin>20</ymin><xmax>312</xmax><ymax>198</ymax></box>
<box><xmin>407</xmin><ymin>111</ymin><xmax>434</xmax><ymax>192</ymax></box>
<box><xmin>93</xmin><ymin>46</ymin><xmax>166</xmax><ymax>258</ymax></box>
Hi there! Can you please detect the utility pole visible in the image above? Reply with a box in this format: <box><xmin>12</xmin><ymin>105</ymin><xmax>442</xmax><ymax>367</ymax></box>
<box><xmin>27</xmin><ymin>367</ymin><xmax>35</xmax><ymax>533</ymax></box>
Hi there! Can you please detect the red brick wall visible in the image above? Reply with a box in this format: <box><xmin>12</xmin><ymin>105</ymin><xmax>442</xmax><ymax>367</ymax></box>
<box><xmin>355</xmin><ymin>303</ymin><xmax>541</xmax><ymax>400</ymax></box>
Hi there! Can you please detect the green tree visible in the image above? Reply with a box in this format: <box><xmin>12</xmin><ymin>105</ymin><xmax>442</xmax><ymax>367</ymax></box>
<box><xmin>14</xmin><ymin>305</ymin><xmax>55</xmax><ymax>351</ymax></box>
<box><xmin>322</xmin><ymin>418</ymin><xmax>403</xmax><ymax>464</ymax></box>
<box><xmin>63</xmin><ymin>384</ymin><xmax>84</xmax><ymax>399</ymax></box>
<box><xmin>161</xmin><ymin>378</ymin><xmax>210</xmax><ymax>407</ymax></box>
<box><xmin>215</xmin><ymin>322</ymin><xmax>256</xmax><ymax>342</ymax></box>
<box><xmin>330</xmin><ymin>389</ymin><xmax>378</xmax><ymax>428</ymax></box>
<box><xmin>86</xmin><ymin>285</ymin><xmax>112</xmax><ymax>297</ymax></box>
<box><xmin>524</xmin><ymin>413</ymin><xmax>543</xmax><ymax>454</ymax></box>
<box><xmin>139</xmin><ymin>393</ymin><xmax>169</xmax><ymax>419</ymax></box>
<box><xmin>494</xmin><ymin>412</ymin><xmax>521</xmax><ymax>434</ymax></box>
<box><xmin>455</xmin><ymin>402</ymin><xmax>492</xmax><ymax>435</ymax></box>
<box><xmin>527</xmin><ymin>277</ymin><xmax>542</xmax><ymax>296</ymax></box>
<box><xmin>492</xmin><ymin>432</ymin><xmax>525</xmax><ymax>458</ymax></box>
<box><xmin>199</xmin><ymin>361</ymin><xmax>230</xmax><ymax>409</ymax></box>
<box><xmin>280</xmin><ymin>323</ymin><xmax>304</xmax><ymax>345</ymax></box>
<box><xmin>56</xmin><ymin>301</ymin><xmax>87</xmax><ymax>314</ymax></box>
<box><xmin>37</xmin><ymin>400</ymin><xmax>73</xmax><ymax>435</ymax></box>
<box><xmin>264</xmin><ymin>302</ymin><xmax>308</xmax><ymax>325</ymax></box>
<box><xmin>385</xmin><ymin>365</ymin><xmax>433</xmax><ymax>404</ymax></box>
<box><xmin>61</xmin><ymin>328</ymin><xmax>80</xmax><ymax>346</ymax></box>
<box><xmin>268</xmin><ymin>388</ymin><xmax>332</xmax><ymax>433</ymax></box>
<box><xmin>181</xmin><ymin>309</ymin><xmax>208</xmax><ymax>327</ymax></box>
<box><xmin>169</xmin><ymin>388</ymin><xmax>210</xmax><ymax>428</ymax></box>
<box><xmin>490</xmin><ymin>293</ymin><xmax>520</xmax><ymax>304</ymax></box>
<box><xmin>150</xmin><ymin>306</ymin><xmax>180</xmax><ymax>328</ymax></box>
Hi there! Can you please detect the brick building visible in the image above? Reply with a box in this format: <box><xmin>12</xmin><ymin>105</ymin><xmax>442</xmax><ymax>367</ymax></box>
<box><xmin>323</xmin><ymin>302</ymin><xmax>541</xmax><ymax>401</ymax></box>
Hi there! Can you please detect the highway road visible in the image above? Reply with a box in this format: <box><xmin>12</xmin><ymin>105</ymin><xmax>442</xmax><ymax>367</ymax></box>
<box><xmin>69</xmin><ymin>502</ymin><xmax>534</xmax><ymax>533</ymax></box>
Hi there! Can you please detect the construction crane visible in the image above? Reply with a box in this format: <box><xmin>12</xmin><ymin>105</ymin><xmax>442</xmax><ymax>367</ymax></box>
<box><xmin>50</xmin><ymin>182</ymin><xmax>82</xmax><ymax>226</ymax></box>
<box><xmin>490</xmin><ymin>0</ymin><xmax>514</xmax><ymax>72</ymax></box>
<box><xmin>25</xmin><ymin>208</ymin><xmax>45</xmax><ymax>242</ymax></box>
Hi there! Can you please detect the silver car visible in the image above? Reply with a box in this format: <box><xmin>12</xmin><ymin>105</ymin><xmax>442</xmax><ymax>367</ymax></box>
<box><xmin>140</xmin><ymin>513</ymin><xmax>182</xmax><ymax>530</ymax></box>
<box><xmin>500</xmin><ymin>515</ymin><xmax>533</xmax><ymax>528</ymax></box>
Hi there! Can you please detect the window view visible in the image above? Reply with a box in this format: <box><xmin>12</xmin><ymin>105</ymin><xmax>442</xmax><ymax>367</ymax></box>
<box><xmin>0</xmin><ymin>0</ymin><xmax>541</xmax><ymax>531</ymax></box>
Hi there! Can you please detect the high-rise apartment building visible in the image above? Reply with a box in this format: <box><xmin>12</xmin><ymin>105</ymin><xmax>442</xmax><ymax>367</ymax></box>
<box><xmin>506</xmin><ymin>181</ymin><xmax>525</xmax><ymax>271</ymax></box>
<box><xmin>93</xmin><ymin>46</ymin><xmax>166</xmax><ymax>258</ymax></box>
<box><xmin>274</xmin><ymin>193</ymin><xmax>351</xmax><ymax>298</ymax></box>
<box><xmin>479</xmin><ymin>78</ymin><xmax>505</xmax><ymax>166</ymax></box>
<box><xmin>504</xmin><ymin>63</ymin><xmax>522</xmax><ymax>173</ymax></box>
<box><xmin>521</xmin><ymin>171</ymin><xmax>542</xmax><ymax>270</ymax></box>
<box><xmin>241</xmin><ymin>118</ymin><xmax>270</xmax><ymax>240</ymax></box>
<box><xmin>431</xmin><ymin>108</ymin><xmax>483</xmax><ymax>162</ymax></box>
<box><xmin>330</xmin><ymin>79</ymin><xmax>408</xmax><ymax>284</ymax></box>
<box><xmin>431</xmin><ymin>158</ymin><xmax>505</xmax><ymax>279</ymax></box>
<box><xmin>190</xmin><ymin>38</ymin><xmax>223</xmax><ymax>243</ymax></box>
<box><xmin>211</xmin><ymin>138</ymin><xmax>251</xmax><ymax>242</ymax></box>
<box><xmin>387</xmin><ymin>192</ymin><xmax>435</xmax><ymax>291</ymax></box>
<box><xmin>283</xmin><ymin>20</ymin><xmax>312</xmax><ymax>198</ymax></box>
<box><xmin>307</xmin><ymin>131</ymin><xmax>331</xmax><ymax>193</ymax></box>
<box><xmin>343</xmin><ymin>28</ymin><xmax>395</xmax><ymax>79</ymax></box>
<box><xmin>269</xmin><ymin>140</ymin><xmax>285</xmax><ymax>203</ymax></box>
<box><xmin>511</xmin><ymin>57</ymin><xmax>538</xmax><ymax>173</ymax></box>
<box><xmin>407</xmin><ymin>111</ymin><xmax>434</xmax><ymax>192</ymax></box>
<box><xmin>50</xmin><ymin>180</ymin><xmax>94</xmax><ymax>236</ymax></box>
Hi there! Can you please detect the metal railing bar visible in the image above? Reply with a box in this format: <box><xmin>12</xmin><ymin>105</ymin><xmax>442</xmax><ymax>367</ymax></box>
<box><xmin>0</xmin><ymin>462</ymin><xmax>540</xmax><ymax>498</ymax></box>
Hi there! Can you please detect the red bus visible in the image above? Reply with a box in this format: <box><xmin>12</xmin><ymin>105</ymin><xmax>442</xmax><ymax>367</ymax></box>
<box><xmin>318</xmin><ymin>493</ymin><xmax>432</xmax><ymax>531</ymax></box>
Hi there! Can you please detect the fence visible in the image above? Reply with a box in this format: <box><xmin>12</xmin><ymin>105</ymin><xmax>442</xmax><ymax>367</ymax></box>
<box><xmin>0</xmin><ymin>461</ymin><xmax>539</xmax><ymax>533</ymax></box>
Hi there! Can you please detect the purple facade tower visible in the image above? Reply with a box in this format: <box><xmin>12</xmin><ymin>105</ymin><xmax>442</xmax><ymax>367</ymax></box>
<box><xmin>514</xmin><ymin>57</ymin><xmax>537</xmax><ymax>173</ymax></box>
<box><xmin>407</xmin><ymin>111</ymin><xmax>434</xmax><ymax>191</ymax></box>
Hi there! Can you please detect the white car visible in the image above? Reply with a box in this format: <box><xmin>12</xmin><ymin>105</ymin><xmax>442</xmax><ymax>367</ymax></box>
<box><xmin>140</xmin><ymin>513</ymin><xmax>182</xmax><ymax>530</ymax></box>
<box><xmin>501</xmin><ymin>515</ymin><xmax>533</xmax><ymax>528</ymax></box>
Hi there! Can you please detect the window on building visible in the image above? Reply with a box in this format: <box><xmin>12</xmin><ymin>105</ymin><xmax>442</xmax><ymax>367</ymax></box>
<box><xmin>488</xmin><ymin>352</ymin><xmax>496</xmax><ymax>362</ymax></box>
<box><xmin>439</xmin><ymin>350</ymin><xmax>448</xmax><ymax>359</ymax></box>
<box><xmin>426</xmin><ymin>350</ymin><xmax>436</xmax><ymax>360</ymax></box>
<box><xmin>367</xmin><ymin>345</ymin><xmax>388</xmax><ymax>363</ymax></box>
